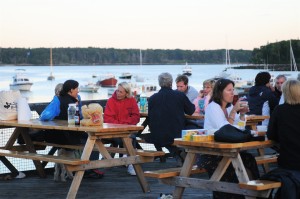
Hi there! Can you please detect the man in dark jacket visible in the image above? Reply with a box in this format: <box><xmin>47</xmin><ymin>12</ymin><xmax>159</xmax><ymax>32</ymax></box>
<box><xmin>248</xmin><ymin>72</ymin><xmax>279</xmax><ymax>116</ymax></box>
<box><xmin>272</xmin><ymin>74</ymin><xmax>287</xmax><ymax>99</ymax></box>
<box><xmin>146</xmin><ymin>72</ymin><xmax>195</xmax><ymax>166</ymax></box>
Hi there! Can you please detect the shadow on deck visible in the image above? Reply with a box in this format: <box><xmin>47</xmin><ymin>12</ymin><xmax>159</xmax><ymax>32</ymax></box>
<box><xmin>0</xmin><ymin>158</ymin><xmax>212</xmax><ymax>199</ymax></box>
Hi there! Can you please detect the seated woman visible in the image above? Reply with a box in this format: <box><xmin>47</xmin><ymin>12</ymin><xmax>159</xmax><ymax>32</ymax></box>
<box><xmin>264</xmin><ymin>79</ymin><xmax>300</xmax><ymax>199</ymax></box>
<box><xmin>104</xmin><ymin>82</ymin><xmax>140</xmax><ymax>176</ymax></box>
<box><xmin>40</xmin><ymin>80</ymin><xmax>104</xmax><ymax>178</ymax></box>
<box><xmin>199</xmin><ymin>78</ymin><xmax>260</xmax><ymax>199</ymax></box>
<box><xmin>191</xmin><ymin>79</ymin><xmax>215</xmax><ymax>128</ymax></box>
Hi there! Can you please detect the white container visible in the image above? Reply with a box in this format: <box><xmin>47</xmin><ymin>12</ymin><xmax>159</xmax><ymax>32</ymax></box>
<box><xmin>257</xmin><ymin>125</ymin><xmax>267</xmax><ymax>132</ymax></box>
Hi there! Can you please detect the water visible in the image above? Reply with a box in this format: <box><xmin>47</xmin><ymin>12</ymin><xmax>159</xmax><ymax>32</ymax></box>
<box><xmin>0</xmin><ymin>64</ymin><xmax>297</xmax><ymax>103</ymax></box>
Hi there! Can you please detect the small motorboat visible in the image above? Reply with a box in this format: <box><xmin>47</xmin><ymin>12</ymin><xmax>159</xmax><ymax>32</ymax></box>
<box><xmin>96</xmin><ymin>74</ymin><xmax>118</xmax><ymax>87</ymax></box>
<box><xmin>9</xmin><ymin>69</ymin><xmax>33</xmax><ymax>91</ymax></box>
<box><xmin>79</xmin><ymin>83</ymin><xmax>100</xmax><ymax>93</ymax></box>
<box><xmin>182</xmin><ymin>63</ymin><xmax>192</xmax><ymax>76</ymax></box>
<box><xmin>119</xmin><ymin>72</ymin><xmax>132</xmax><ymax>79</ymax></box>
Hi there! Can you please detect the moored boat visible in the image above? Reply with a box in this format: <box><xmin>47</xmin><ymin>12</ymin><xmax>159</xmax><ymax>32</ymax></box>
<box><xmin>79</xmin><ymin>83</ymin><xmax>100</xmax><ymax>93</ymax></box>
<box><xmin>119</xmin><ymin>72</ymin><xmax>132</xmax><ymax>79</ymax></box>
<box><xmin>9</xmin><ymin>69</ymin><xmax>33</xmax><ymax>91</ymax></box>
<box><xmin>182</xmin><ymin>63</ymin><xmax>192</xmax><ymax>76</ymax></box>
<box><xmin>96</xmin><ymin>74</ymin><xmax>118</xmax><ymax>87</ymax></box>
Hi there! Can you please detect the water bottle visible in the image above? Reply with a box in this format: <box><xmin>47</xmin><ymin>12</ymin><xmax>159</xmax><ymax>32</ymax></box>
<box><xmin>68</xmin><ymin>103</ymin><xmax>76</xmax><ymax>125</ymax></box>
<box><xmin>74</xmin><ymin>105</ymin><xmax>80</xmax><ymax>126</ymax></box>
<box><xmin>198</xmin><ymin>99</ymin><xmax>205</xmax><ymax>114</ymax></box>
<box><xmin>139</xmin><ymin>93</ymin><xmax>147</xmax><ymax>113</ymax></box>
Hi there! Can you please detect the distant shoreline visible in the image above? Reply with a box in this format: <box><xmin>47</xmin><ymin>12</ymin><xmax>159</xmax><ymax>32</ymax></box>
<box><xmin>234</xmin><ymin>64</ymin><xmax>298</xmax><ymax>72</ymax></box>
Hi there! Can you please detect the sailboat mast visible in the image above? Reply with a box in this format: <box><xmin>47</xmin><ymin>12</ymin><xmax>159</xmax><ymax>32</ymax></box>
<box><xmin>50</xmin><ymin>48</ymin><xmax>53</xmax><ymax>74</ymax></box>
<box><xmin>290</xmin><ymin>40</ymin><xmax>298</xmax><ymax>72</ymax></box>
<box><xmin>140</xmin><ymin>49</ymin><xmax>142</xmax><ymax>66</ymax></box>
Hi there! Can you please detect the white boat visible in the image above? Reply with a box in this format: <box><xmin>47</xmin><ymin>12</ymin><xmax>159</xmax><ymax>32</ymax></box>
<box><xmin>182</xmin><ymin>62</ymin><xmax>192</xmax><ymax>76</ymax></box>
<box><xmin>214</xmin><ymin>49</ymin><xmax>253</xmax><ymax>91</ymax></box>
<box><xmin>47</xmin><ymin>48</ymin><xmax>55</xmax><ymax>80</ymax></box>
<box><xmin>119</xmin><ymin>72</ymin><xmax>132</xmax><ymax>79</ymax></box>
<box><xmin>9</xmin><ymin>69</ymin><xmax>33</xmax><ymax>91</ymax></box>
<box><xmin>79</xmin><ymin>83</ymin><xmax>100</xmax><ymax>93</ymax></box>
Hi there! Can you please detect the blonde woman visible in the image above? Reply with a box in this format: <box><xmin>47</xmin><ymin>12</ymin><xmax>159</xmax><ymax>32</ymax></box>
<box><xmin>104</xmin><ymin>82</ymin><xmax>140</xmax><ymax>175</ymax></box>
<box><xmin>265</xmin><ymin>79</ymin><xmax>300</xmax><ymax>198</ymax></box>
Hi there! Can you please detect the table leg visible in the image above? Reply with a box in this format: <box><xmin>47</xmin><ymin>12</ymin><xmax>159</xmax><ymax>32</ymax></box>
<box><xmin>122</xmin><ymin>137</ymin><xmax>150</xmax><ymax>193</ymax></box>
<box><xmin>210</xmin><ymin>156</ymin><xmax>231</xmax><ymax>181</ymax></box>
<box><xmin>67</xmin><ymin>136</ymin><xmax>96</xmax><ymax>199</ymax></box>
<box><xmin>95</xmin><ymin>140</ymin><xmax>112</xmax><ymax>159</ymax></box>
<box><xmin>173</xmin><ymin>152</ymin><xmax>196</xmax><ymax>199</ymax></box>
<box><xmin>231</xmin><ymin>153</ymin><xmax>250</xmax><ymax>182</ymax></box>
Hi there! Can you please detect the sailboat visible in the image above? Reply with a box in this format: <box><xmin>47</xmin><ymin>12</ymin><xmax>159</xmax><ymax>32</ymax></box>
<box><xmin>135</xmin><ymin>49</ymin><xmax>145</xmax><ymax>82</ymax></box>
<box><xmin>47</xmin><ymin>48</ymin><xmax>55</xmax><ymax>80</ymax></box>
<box><xmin>215</xmin><ymin>49</ymin><xmax>251</xmax><ymax>90</ymax></box>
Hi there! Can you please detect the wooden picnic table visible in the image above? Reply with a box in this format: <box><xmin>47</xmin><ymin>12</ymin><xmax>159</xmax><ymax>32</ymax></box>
<box><xmin>0</xmin><ymin>119</ymin><xmax>151</xmax><ymax>199</ymax></box>
<box><xmin>159</xmin><ymin>139</ymin><xmax>276</xmax><ymax>199</ymax></box>
<box><xmin>139</xmin><ymin>112</ymin><xmax>269</xmax><ymax>132</ymax></box>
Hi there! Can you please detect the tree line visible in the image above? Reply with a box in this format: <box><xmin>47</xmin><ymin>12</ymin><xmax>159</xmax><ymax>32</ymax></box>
<box><xmin>0</xmin><ymin>39</ymin><xmax>298</xmax><ymax>66</ymax></box>
<box><xmin>251</xmin><ymin>39</ymin><xmax>300</xmax><ymax>65</ymax></box>
<box><xmin>0</xmin><ymin>47</ymin><xmax>251</xmax><ymax>65</ymax></box>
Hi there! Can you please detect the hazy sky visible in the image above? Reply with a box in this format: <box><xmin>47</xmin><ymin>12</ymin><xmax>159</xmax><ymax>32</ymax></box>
<box><xmin>1</xmin><ymin>0</ymin><xmax>299</xmax><ymax>50</ymax></box>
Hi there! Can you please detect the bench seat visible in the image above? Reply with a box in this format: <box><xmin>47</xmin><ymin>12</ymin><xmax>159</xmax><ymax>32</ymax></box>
<box><xmin>144</xmin><ymin>166</ymin><xmax>207</xmax><ymax>178</ymax></box>
<box><xmin>239</xmin><ymin>180</ymin><xmax>281</xmax><ymax>191</ymax></box>
<box><xmin>0</xmin><ymin>149</ymin><xmax>89</xmax><ymax>165</ymax></box>
<box><xmin>255</xmin><ymin>154</ymin><xmax>278</xmax><ymax>165</ymax></box>
<box><xmin>32</xmin><ymin>141</ymin><xmax>165</xmax><ymax>157</ymax></box>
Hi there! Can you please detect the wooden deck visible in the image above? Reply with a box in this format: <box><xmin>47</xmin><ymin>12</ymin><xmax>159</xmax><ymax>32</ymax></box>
<box><xmin>0</xmin><ymin>158</ymin><xmax>212</xmax><ymax>199</ymax></box>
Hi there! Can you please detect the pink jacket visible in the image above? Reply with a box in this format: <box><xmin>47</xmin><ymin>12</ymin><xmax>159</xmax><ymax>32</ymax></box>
<box><xmin>104</xmin><ymin>91</ymin><xmax>140</xmax><ymax>125</ymax></box>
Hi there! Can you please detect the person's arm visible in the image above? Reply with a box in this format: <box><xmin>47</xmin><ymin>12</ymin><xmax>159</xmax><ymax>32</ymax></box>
<box><xmin>205</xmin><ymin>102</ymin><xmax>229</xmax><ymax>129</ymax></box>
<box><xmin>103</xmin><ymin>100</ymin><xmax>118</xmax><ymax>124</ymax></box>
<box><xmin>124</xmin><ymin>98</ymin><xmax>140</xmax><ymax>125</ymax></box>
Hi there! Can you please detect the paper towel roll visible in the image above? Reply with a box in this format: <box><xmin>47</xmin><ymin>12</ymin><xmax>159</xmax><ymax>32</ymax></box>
<box><xmin>17</xmin><ymin>97</ymin><xmax>32</xmax><ymax>121</ymax></box>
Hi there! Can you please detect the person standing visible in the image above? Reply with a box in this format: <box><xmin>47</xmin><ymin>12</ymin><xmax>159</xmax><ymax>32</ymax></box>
<box><xmin>175</xmin><ymin>75</ymin><xmax>198</xmax><ymax>102</ymax></box>
<box><xmin>104</xmin><ymin>82</ymin><xmax>140</xmax><ymax>175</ymax></box>
<box><xmin>146</xmin><ymin>72</ymin><xmax>195</xmax><ymax>166</ymax></box>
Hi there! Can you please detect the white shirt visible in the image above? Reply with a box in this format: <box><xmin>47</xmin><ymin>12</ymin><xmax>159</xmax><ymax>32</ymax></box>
<box><xmin>204</xmin><ymin>101</ymin><xmax>239</xmax><ymax>129</ymax></box>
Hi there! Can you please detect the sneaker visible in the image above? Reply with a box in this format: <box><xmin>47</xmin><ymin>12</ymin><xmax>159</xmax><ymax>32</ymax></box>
<box><xmin>127</xmin><ymin>164</ymin><xmax>136</xmax><ymax>176</ymax></box>
<box><xmin>15</xmin><ymin>171</ymin><xmax>26</xmax><ymax>179</ymax></box>
<box><xmin>159</xmin><ymin>193</ymin><xmax>173</xmax><ymax>199</ymax></box>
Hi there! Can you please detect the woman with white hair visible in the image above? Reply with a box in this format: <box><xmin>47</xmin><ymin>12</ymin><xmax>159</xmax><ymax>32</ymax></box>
<box><xmin>104</xmin><ymin>82</ymin><xmax>140</xmax><ymax>175</ymax></box>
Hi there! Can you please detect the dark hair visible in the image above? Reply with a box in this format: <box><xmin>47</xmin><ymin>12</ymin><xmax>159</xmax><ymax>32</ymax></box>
<box><xmin>60</xmin><ymin>79</ymin><xmax>79</xmax><ymax>96</ymax></box>
<box><xmin>255</xmin><ymin>72</ymin><xmax>271</xmax><ymax>86</ymax></box>
<box><xmin>175</xmin><ymin>75</ymin><xmax>189</xmax><ymax>85</ymax></box>
<box><xmin>210</xmin><ymin>78</ymin><xmax>235</xmax><ymax>107</ymax></box>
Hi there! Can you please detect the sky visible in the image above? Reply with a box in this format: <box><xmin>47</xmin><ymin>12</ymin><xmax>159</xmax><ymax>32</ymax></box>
<box><xmin>0</xmin><ymin>0</ymin><xmax>299</xmax><ymax>50</ymax></box>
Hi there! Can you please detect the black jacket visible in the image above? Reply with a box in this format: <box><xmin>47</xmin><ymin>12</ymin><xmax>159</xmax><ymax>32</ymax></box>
<box><xmin>247</xmin><ymin>85</ymin><xmax>279</xmax><ymax>115</ymax></box>
<box><xmin>146</xmin><ymin>87</ymin><xmax>195</xmax><ymax>147</ymax></box>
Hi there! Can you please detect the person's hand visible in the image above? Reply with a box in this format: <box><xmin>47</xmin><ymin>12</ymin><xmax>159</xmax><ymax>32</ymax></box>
<box><xmin>233</xmin><ymin>100</ymin><xmax>248</xmax><ymax>113</ymax></box>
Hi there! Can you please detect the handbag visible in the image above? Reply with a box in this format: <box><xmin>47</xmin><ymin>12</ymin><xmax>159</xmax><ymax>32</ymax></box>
<box><xmin>0</xmin><ymin>90</ymin><xmax>21</xmax><ymax>120</ymax></box>
<box><xmin>214</xmin><ymin>124</ymin><xmax>252</xmax><ymax>143</ymax></box>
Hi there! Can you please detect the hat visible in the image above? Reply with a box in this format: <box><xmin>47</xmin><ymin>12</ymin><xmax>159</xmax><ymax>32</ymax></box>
<box><xmin>255</xmin><ymin>72</ymin><xmax>271</xmax><ymax>86</ymax></box>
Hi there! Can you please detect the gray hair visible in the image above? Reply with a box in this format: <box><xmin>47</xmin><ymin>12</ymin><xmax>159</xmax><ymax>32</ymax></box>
<box><xmin>118</xmin><ymin>82</ymin><xmax>132</xmax><ymax>98</ymax></box>
<box><xmin>158</xmin><ymin>72</ymin><xmax>173</xmax><ymax>88</ymax></box>
<box><xmin>275</xmin><ymin>74</ymin><xmax>287</xmax><ymax>81</ymax></box>
<box><xmin>54</xmin><ymin>83</ymin><xmax>63</xmax><ymax>96</ymax></box>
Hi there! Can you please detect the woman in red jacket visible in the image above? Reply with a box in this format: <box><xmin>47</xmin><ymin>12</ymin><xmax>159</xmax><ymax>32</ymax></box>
<box><xmin>104</xmin><ymin>82</ymin><xmax>140</xmax><ymax>175</ymax></box>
